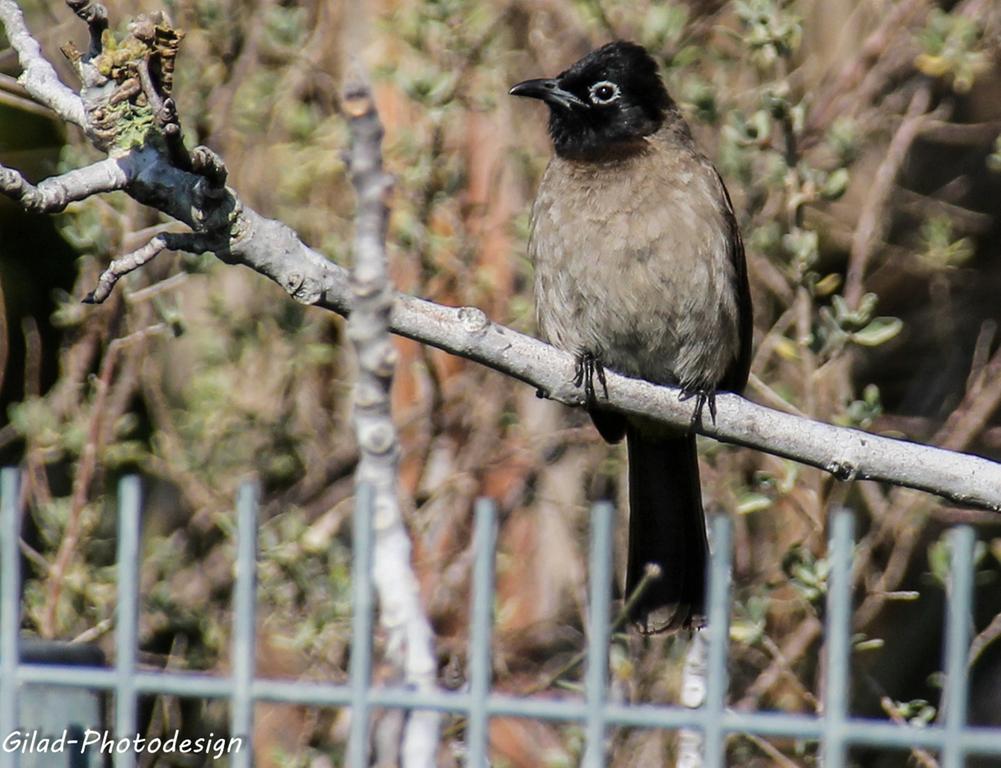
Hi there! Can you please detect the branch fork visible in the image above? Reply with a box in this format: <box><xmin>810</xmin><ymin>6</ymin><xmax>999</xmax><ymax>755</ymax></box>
<box><xmin>0</xmin><ymin>0</ymin><xmax>233</xmax><ymax>301</ymax></box>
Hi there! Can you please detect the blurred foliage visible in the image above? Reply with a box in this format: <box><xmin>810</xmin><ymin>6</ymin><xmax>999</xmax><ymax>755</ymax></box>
<box><xmin>2</xmin><ymin>0</ymin><xmax>1001</xmax><ymax>765</ymax></box>
<box><xmin>915</xmin><ymin>8</ymin><xmax>989</xmax><ymax>93</ymax></box>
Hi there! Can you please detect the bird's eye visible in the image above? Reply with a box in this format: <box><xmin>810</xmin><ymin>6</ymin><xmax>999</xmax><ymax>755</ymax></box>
<box><xmin>588</xmin><ymin>81</ymin><xmax>620</xmax><ymax>105</ymax></box>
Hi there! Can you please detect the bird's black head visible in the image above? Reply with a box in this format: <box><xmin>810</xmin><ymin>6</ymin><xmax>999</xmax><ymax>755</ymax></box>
<box><xmin>510</xmin><ymin>41</ymin><xmax>674</xmax><ymax>159</ymax></box>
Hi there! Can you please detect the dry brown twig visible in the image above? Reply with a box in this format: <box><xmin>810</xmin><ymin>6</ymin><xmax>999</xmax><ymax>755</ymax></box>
<box><xmin>853</xmin><ymin>342</ymin><xmax>1001</xmax><ymax>628</ymax></box>
<box><xmin>969</xmin><ymin>611</ymin><xmax>1001</xmax><ymax>671</ymax></box>
<box><xmin>878</xmin><ymin>696</ymin><xmax>940</xmax><ymax>768</ymax></box>
<box><xmin>845</xmin><ymin>85</ymin><xmax>935</xmax><ymax>309</ymax></box>
<box><xmin>42</xmin><ymin>323</ymin><xmax>169</xmax><ymax>637</ymax></box>
<box><xmin>740</xmin><ymin>732</ymin><xmax>803</xmax><ymax>768</ymax></box>
<box><xmin>736</xmin><ymin>616</ymin><xmax>823</xmax><ymax>711</ymax></box>
<box><xmin>807</xmin><ymin>0</ymin><xmax>929</xmax><ymax>133</ymax></box>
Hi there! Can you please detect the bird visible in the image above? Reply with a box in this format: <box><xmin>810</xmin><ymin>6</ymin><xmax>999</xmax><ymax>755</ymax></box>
<box><xmin>510</xmin><ymin>41</ymin><xmax>752</xmax><ymax>632</ymax></box>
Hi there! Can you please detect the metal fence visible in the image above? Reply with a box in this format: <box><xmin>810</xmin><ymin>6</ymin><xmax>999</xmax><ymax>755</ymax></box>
<box><xmin>1</xmin><ymin>465</ymin><xmax>1000</xmax><ymax>767</ymax></box>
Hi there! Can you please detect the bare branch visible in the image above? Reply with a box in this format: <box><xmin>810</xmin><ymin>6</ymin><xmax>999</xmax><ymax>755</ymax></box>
<box><xmin>189</xmin><ymin>145</ymin><xmax>227</xmax><ymax>189</ymax></box>
<box><xmin>845</xmin><ymin>85</ymin><xmax>934</xmax><ymax>307</ymax></box>
<box><xmin>0</xmin><ymin>72</ymin><xmax>60</xmax><ymax>118</ymax></box>
<box><xmin>0</xmin><ymin>158</ymin><xmax>130</xmax><ymax>213</ymax></box>
<box><xmin>4</xmin><ymin>138</ymin><xmax>1001</xmax><ymax>512</ymax></box>
<box><xmin>969</xmin><ymin>610</ymin><xmax>1001</xmax><ymax>671</ymax></box>
<box><xmin>65</xmin><ymin>0</ymin><xmax>108</xmax><ymax>58</ymax></box>
<box><xmin>43</xmin><ymin>323</ymin><xmax>169</xmax><ymax>637</ymax></box>
<box><xmin>376</xmin><ymin>295</ymin><xmax>1001</xmax><ymax>512</ymax></box>
<box><xmin>878</xmin><ymin>696</ymin><xmax>940</xmax><ymax>768</ymax></box>
<box><xmin>134</xmin><ymin>55</ymin><xmax>190</xmax><ymax>170</ymax></box>
<box><xmin>736</xmin><ymin>618</ymin><xmax>823</xmax><ymax>710</ymax></box>
<box><xmin>344</xmin><ymin>80</ymin><xmax>441</xmax><ymax>767</ymax></box>
<box><xmin>1</xmin><ymin>2</ymin><xmax>1000</xmax><ymax>516</ymax></box>
<box><xmin>83</xmin><ymin>231</ymin><xmax>216</xmax><ymax>304</ymax></box>
<box><xmin>0</xmin><ymin>0</ymin><xmax>87</xmax><ymax>126</ymax></box>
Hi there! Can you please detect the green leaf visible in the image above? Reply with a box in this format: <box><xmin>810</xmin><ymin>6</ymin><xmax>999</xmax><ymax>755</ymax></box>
<box><xmin>736</xmin><ymin>492</ymin><xmax>773</xmax><ymax>515</ymax></box>
<box><xmin>821</xmin><ymin>168</ymin><xmax>850</xmax><ymax>200</ymax></box>
<box><xmin>851</xmin><ymin>317</ymin><xmax>903</xmax><ymax>347</ymax></box>
<box><xmin>781</xmin><ymin>227</ymin><xmax>819</xmax><ymax>270</ymax></box>
<box><xmin>730</xmin><ymin>620</ymin><xmax>764</xmax><ymax>645</ymax></box>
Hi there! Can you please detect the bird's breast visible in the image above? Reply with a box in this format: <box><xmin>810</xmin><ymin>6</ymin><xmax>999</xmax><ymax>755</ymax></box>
<box><xmin>529</xmin><ymin>147</ymin><xmax>741</xmax><ymax>389</ymax></box>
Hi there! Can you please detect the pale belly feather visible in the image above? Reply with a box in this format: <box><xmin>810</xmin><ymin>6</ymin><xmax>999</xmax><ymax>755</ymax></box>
<box><xmin>529</xmin><ymin>148</ymin><xmax>740</xmax><ymax>391</ymax></box>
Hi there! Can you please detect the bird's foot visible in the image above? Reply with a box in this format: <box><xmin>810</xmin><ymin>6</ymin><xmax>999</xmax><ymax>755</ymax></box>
<box><xmin>679</xmin><ymin>386</ymin><xmax>717</xmax><ymax>431</ymax></box>
<box><xmin>573</xmin><ymin>352</ymin><xmax>608</xmax><ymax>405</ymax></box>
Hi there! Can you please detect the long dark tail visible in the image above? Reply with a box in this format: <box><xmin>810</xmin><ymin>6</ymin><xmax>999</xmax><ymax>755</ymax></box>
<box><xmin>625</xmin><ymin>427</ymin><xmax>708</xmax><ymax>632</ymax></box>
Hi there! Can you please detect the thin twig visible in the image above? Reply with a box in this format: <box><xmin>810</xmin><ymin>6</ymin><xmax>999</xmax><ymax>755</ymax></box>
<box><xmin>0</xmin><ymin>0</ymin><xmax>87</xmax><ymax>125</ymax></box>
<box><xmin>440</xmin><ymin>563</ymin><xmax>666</xmax><ymax>740</ymax></box>
<box><xmin>844</xmin><ymin>86</ymin><xmax>933</xmax><ymax>308</ymax></box>
<box><xmin>21</xmin><ymin>316</ymin><xmax>41</xmax><ymax>399</ymax></box>
<box><xmin>520</xmin><ymin>563</ymin><xmax>664</xmax><ymax>697</ymax></box>
<box><xmin>84</xmin><ymin>232</ymin><xmax>214</xmax><ymax>304</ymax></box>
<box><xmin>42</xmin><ymin>324</ymin><xmax>168</xmax><ymax>637</ymax></box>
<box><xmin>808</xmin><ymin>0</ymin><xmax>927</xmax><ymax>132</ymax></box>
<box><xmin>969</xmin><ymin>610</ymin><xmax>1001</xmax><ymax>671</ymax></box>
<box><xmin>878</xmin><ymin>696</ymin><xmax>940</xmax><ymax>768</ymax></box>
<box><xmin>0</xmin><ymin>158</ymin><xmax>131</xmax><ymax>213</ymax></box>
<box><xmin>933</xmin><ymin>344</ymin><xmax>1001</xmax><ymax>453</ymax></box>
<box><xmin>854</xmin><ymin>343</ymin><xmax>1001</xmax><ymax>627</ymax></box>
<box><xmin>736</xmin><ymin>617</ymin><xmax>822</xmax><ymax>711</ymax></box>
<box><xmin>741</xmin><ymin>733</ymin><xmax>803</xmax><ymax>768</ymax></box>
<box><xmin>761</xmin><ymin>633</ymin><xmax>819</xmax><ymax>710</ymax></box>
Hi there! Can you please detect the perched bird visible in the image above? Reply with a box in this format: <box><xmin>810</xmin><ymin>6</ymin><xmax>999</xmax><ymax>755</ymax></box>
<box><xmin>511</xmin><ymin>41</ymin><xmax>752</xmax><ymax>632</ymax></box>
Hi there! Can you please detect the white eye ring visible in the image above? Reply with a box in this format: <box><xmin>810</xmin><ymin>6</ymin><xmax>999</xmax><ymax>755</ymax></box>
<box><xmin>588</xmin><ymin>80</ymin><xmax>620</xmax><ymax>105</ymax></box>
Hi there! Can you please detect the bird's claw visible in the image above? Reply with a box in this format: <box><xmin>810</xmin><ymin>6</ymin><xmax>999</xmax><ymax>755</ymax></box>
<box><xmin>573</xmin><ymin>352</ymin><xmax>608</xmax><ymax>405</ymax></box>
<box><xmin>679</xmin><ymin>386</ymin><xmax>717</xmax><ymax>430</ymax></box>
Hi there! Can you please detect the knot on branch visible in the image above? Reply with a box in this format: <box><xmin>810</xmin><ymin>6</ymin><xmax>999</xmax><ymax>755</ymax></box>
<box><xmin>353</xmin><ymin>381</ymin><xmax>383</xmax><ymax>409</ymax></box>
<box><xmin>342</xmin><ymin>81</ymin><xmax>377</xmax><ymax>120</ymax></box>
<box><xmin>342</xmin><ymin>80</ymin><xmax>386</xmax><ymax>185</ymax></box>
<box><xmin>457</xmin><ymin>306</ymin><xmax>489</xmax><ymax>334</ymax></box>
<box><xmin>357</xmin><ymin>423</ymin><xmax>397</xmax><ymax>456</ymax></box>
<box><xmin>0</xmin><ymin>167</ymin><xmax>41</xmax><ymax>211</ymax></box>
<box><xmin>191</xmin><ymin>146</ymin><xmax>229</xmax><ymax>192</ymax></box>
<box><xmin>827</xmin><ymin>459</ymin><xmax>859</xmax><ymax>481</ymax></box>
<box><xmin>350</xmin><ymin>272</ymin><xmax>392</xmax><ymax>301</ymax></box>
<box><xmin>281</xmin><ymin>271</ymin><xmax>323</xmax><ymax>305</ymax></box>
<box><xmin>62</xmin><ymin>9</ymin><xmax>186</xmax><ymax>155</ymax></box>
<box><xmin>373</xmin><ymin>346</ymin><xmax>398</xmax><ymax>378</ymax></box>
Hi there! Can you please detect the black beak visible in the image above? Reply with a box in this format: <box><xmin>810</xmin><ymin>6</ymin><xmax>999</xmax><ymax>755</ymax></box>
<box><xmin>509</xmin><ymin>78</ymin><xmax>586</xmax><ymax>109</ymax></box>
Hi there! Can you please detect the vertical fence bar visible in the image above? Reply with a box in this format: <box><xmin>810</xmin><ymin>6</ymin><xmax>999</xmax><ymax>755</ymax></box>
<box><xmin>583</xmin><ymin>502</ymin><xmax>614</xmax><ymax>768</ymax></box>
<box><xmin>0</xmin><ymin>469</ymin><xmax>21</xmax><ymax>768</ymax></box>
<box><xmin>941</xmin><ymin>526</ymin><xmax>974</xmax><ymax>768</ymax></box>
<box><xmin>230</xmin><ymin>482</ymin><xmax>260</xmax><ymax>768</ymax></box>
<box><xmin>821</xmin><ymin>510</ymin><xmax>854</xmax><ymax>768</ymax></box>
<box><xmin>466</xmin><ymin>499</ymin><xmax>498</xmax><ymax>768</ymax></box>
<box><xmin>114</xmin><ymin>476</ymin><xmax>141</xmax><ymax>768</ymax></box>
<box><xmin>702</xmin><ymin>515</ymin><xmax>733</xmax><ymax>768</ymax></box>
<box><xmin>348</xmin><ymin>484</ymin><xmax>376</xmax><ymax>768</ymax></box>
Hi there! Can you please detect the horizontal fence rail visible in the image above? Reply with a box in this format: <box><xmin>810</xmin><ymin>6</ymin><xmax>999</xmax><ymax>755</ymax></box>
<box><xmin>1</xmin><ymin>467</ymin><xmax>999</xmax><ymax>766</ymax></box>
